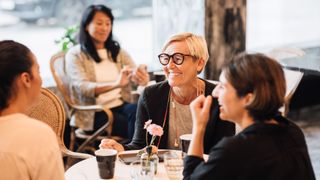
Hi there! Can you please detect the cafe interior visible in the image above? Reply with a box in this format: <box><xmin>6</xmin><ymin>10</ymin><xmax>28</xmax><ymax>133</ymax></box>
<box><xmin>0</xmin><ymin>0</ymin><xmax>319</xmax><ymax>179</ymax></box>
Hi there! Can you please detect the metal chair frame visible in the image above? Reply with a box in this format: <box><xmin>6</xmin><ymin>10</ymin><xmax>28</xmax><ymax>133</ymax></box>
<box><xmin>50</xmin><ymin>51</ymin><xmax>116</xmax><ymax>153</ymax></box>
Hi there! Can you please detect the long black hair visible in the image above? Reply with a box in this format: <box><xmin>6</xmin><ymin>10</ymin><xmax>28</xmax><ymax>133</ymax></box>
<box><xmin>79</xmin><ymin>4</ymin><xmax>120</xmax><ymax>63</ymax></box>
<box><xmin>0</xmin><ymin>40</ymin><xmax>33</xmax><ymax>111</ymax></box>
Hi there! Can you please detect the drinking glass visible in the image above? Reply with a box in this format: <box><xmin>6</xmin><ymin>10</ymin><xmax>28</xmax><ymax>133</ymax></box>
<box><xmin>163</xmin><ymin>151</ymin><xmax>184</xmax><ymax>180</ymax></box>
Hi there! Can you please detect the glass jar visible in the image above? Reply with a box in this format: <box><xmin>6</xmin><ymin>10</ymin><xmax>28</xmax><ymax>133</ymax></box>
<box><xmin>140</xmin><ymin>149</ymin><xmax>159</xmax><ymax>175</ymax></box>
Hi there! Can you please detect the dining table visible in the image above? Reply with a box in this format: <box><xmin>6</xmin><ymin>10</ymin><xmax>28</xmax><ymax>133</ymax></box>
<box><xmin>65</xmin><ymin>150</ymin><xmax>192</xmax><ymax>180</ymax></box>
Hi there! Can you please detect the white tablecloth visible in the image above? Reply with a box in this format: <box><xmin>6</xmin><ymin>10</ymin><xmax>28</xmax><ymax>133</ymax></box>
<box><xmin>65</xmin><ymin>150</ymin><xmax>171</xmax><ymax>180</ymax></box>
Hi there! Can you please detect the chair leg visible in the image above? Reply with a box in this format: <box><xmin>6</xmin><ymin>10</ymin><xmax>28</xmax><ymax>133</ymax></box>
<box><xmin>69</xmin><ymin>127</ymin><xmax>76</xmax><ymax>151</ymax></box>
<box><xmin>64</xmin><ymin>127</ymin><xmax>77</xmax><ymax>169</ymax></box>
<box><xmin>77</xmin><ymin>121</ymin><xmax>111</xmax><ymax>152</ymax></box>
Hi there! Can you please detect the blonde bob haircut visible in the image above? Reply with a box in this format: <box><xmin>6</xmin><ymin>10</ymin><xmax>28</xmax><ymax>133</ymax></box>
<box><xmin>222</xmin><ymin>52</ymin><xmax>286</xmax><ymax>122</ymax></box>
<box><xmin>162</xmin><ymin>32</ymin><xmax>209</xmax><ymax>72</ymax></box>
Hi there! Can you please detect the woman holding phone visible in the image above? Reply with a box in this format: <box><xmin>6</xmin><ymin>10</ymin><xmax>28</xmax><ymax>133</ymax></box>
<box><xmin>65</xmin><ymin>4</ymin><xmax>149</xmax><ymax>140</ymax></box>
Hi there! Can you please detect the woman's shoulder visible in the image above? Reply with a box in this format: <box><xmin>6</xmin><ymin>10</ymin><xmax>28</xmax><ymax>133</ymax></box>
<box><xmin>144</xmin><ymin>81</ymin><xmax>170</xmax><ymax>94</ymax></box>
<box><xmin>21</xmin><ymin>114</ymin><xmax>55</xmax><ymax>134</ymax></box>
<box><xmin>140</xmin><ymin>81</ymin><xmax>170</xmax><ymax>105</ymax></box>
<box><xmin>116</xmin><ymin>48</ymin><xmax>135</xmax><ymax>66</ymax></box>
<box><xmin>206</xmin><ymin>136</ymin><xmax>242</xmax><ymax>161</ymax></box>
<box><xmin>117</xmin><ymin>48</ymin><xmax>131</xmax><ymax>59</ymax></box>
<box><xmin>215</xmin><ymin>136</ymin><xmax>241</xmax><ymax>148</ymax></box>
<box><xmin>1</xmin><ymin>113</ymin><xmax>56</xmax><ymax>139</ymax></box>
<box><xmin>215</xmin><ymin>131</ymin><xmax>261</xmax><ymax>151</ymax></box>
<box><xmin>138</xmin><ymin>82</ymin><xmax>170</xmax><ymax>112</ymax></box>
<box><xmin>66</xmin><ymin>45</ymin><xmax>91</xmax><ymax>63</ymax></box>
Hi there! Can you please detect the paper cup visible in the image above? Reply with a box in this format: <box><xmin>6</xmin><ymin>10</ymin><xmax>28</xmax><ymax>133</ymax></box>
<box><xmin>180</xmin><ymin>134</ymin><xmax>192</xmax><ymax>153</ymax></box>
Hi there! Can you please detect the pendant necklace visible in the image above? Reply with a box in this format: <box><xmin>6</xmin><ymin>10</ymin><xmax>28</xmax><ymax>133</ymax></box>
<box><xmin>171</xmin><ymin>78</ymin><xmax>202</xmax><ymax>148</ymax></box>
<box><xmin>171</xmin><ymin>98</ymin><xmax>179</xmax><ymax>147</ymax></box>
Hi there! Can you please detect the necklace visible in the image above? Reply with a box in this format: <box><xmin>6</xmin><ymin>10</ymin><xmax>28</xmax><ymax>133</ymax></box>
<box><xmin>171</xmin><ymin>97</ymin><xmax>179</xmax><ymax>147</ymax></box>
<box><xmin>171</xmin><ymin>78</ymin><xmax>203</xmax><ymax>147</ymax></box>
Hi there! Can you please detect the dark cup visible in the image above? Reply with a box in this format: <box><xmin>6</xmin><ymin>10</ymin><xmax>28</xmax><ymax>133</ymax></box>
<box><xmin>153</xmin><ymin>71</ymin><xmax>166</xmax><ymax>83</ymax></box>
<box><xmin>95</xmin><ymin>149</ymin><xmax>117</xmax><ymax>179</ymax></box>
<box><xmin>180</xmin><ymin>134</ymin><xmax>192</xmax><ymax>153</ymax></box>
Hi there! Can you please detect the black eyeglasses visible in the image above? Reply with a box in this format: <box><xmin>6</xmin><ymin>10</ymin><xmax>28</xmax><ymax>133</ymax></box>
<box><xmin>158</xmin><ymin>53</ymin><xmax>194</xmax><ymax>65</ymax></box>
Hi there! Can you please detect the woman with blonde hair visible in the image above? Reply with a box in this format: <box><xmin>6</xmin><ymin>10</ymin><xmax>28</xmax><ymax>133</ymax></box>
<box><xmin>100</xmin><ymin>32</ymin><xmax>235</xmax><ymax>152</ymax></box>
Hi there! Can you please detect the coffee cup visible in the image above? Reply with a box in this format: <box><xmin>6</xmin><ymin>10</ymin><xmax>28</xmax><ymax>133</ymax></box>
<box><xmin>94</xmin><ymin>149</ymin><xmax>117</xmax><ymax>179</ymax></box>
<box><xmin>180</xmin><ymin>134</ymin><xmax>192</xmax><ymax>153</ymax></box>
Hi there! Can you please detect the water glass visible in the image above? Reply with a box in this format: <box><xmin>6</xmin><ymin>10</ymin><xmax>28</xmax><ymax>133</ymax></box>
<box><xmin>164</xmin><ymin>151</ymin><xmax>184</xmax><ymax>180</ymax></box>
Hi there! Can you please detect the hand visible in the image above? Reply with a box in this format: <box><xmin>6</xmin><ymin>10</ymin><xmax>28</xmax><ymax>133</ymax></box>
<box><xmin>132</xmin><ymin>64</ymin><xmax>150</xmax><ymax>86</ymax></box>
<box><xmin>190</xmin><ymin>95</ymin><xmax>212</xmax><ymax>131</ymax></box>
<box><xmin>99</xmin><ymin>139</ymin><xmax>125</xmax><ymax>152</ymax></box>
<box><xmin>116</xmin><ymin>66</ymin><xmax>132</xmax><ymax>88</ymax></box>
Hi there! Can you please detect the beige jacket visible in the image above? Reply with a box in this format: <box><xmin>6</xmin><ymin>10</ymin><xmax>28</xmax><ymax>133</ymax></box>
<box><xmin>65</xmin><ymin>44</ymin><xmax>135</xmax><ymax>130</ymax></box>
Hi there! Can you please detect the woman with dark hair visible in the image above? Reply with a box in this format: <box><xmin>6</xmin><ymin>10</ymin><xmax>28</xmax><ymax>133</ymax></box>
<box><xmin>65</xmin><ymin>5</ymin><xmax>149</xmax><ymax>140</ymax></box>
<box><xmin>183</xmin><ymin>53</ymin><xmax>315</xmax><ymax>179</ymax></box>
<box><xmin>0</xmin><ymin>40</ymin><xmax>64</xmax><ymax>179</ymax></box>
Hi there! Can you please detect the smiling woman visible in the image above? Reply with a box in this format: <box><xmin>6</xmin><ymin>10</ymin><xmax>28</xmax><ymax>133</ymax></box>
<box><xmin>184</xmin><ymin>52</ymin><xmax>316</xmax><ymax>180</ymax></box>
<box><xmin>65</xmin><ymin>4</ymin><xmax>150</xmax><ymax>144</ymax></box>
<box><xmin>99</xmin><ymin>32</ymin><xmax>235</xmax><ymax>154</ymax></box>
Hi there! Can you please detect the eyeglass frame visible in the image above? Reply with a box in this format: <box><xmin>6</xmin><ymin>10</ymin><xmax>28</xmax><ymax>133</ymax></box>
<box><xmin>158</xmin><ymin>53</ymin><xmax>195</xmax><ymax>65</ymax></box>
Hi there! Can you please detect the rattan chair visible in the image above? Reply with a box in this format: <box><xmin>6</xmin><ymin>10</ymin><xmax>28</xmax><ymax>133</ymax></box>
<box><xmin>50</xmin><ymin>51</ymin><xmax>120</xmax><ymax>153</ymax></box>
<box><xmin>26</xmin><ymin>88</ymin><xmax>93</xmax><ymax>168</ymax></box>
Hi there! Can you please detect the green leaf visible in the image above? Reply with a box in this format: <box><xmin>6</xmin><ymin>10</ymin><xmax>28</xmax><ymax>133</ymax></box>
<box><xmin>55</xmin><ymin>24</ymin><xmax>79</xmax><ymax>51</ymax></box>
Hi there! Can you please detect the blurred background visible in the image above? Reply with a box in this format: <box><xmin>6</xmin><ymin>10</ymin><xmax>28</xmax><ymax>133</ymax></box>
<box><xmin>0</xmin><ymin>0</ymin><xmax>153</xmax><ymax>87</ymax></box>
<box><xmin>1</xmin><ymin>0</ymin><xmax>319</xmax><ymax>177</ymax></box>
<box><xmin>1</xmin><ymin>0</ymin><xmax>320</xmax><ymax>87</ymax></box>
